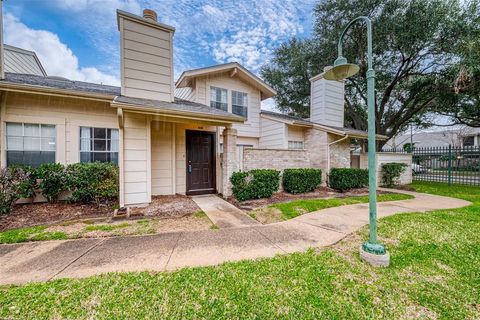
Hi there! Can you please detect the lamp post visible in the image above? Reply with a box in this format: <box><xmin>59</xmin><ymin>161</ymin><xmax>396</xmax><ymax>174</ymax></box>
<box><xmin>324</xmin><ymin>16</ymin><xmax>389</xmax><ymax>266</ymax></box>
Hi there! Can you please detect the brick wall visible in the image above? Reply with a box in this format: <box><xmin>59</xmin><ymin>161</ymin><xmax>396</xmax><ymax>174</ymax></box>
<box><xmin>360</xmin><ymin>152</ymin><xmax>412</xmax><ymax>185</ymax></box>
<box><xmin>243</xmin><ymin>148</ymin><xmax>310</xmax><ymax>171</ymax></box>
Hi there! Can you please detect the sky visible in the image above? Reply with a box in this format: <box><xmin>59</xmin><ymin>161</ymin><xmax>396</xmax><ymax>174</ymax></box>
<box><xmin>3</xmin><ymin>0</ymin><xmax>316</xmax><ymax>98</ymax></box>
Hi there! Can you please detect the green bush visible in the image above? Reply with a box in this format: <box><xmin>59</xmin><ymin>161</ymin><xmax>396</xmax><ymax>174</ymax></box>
<box><xmin>329</xmin><ymin>168</ymin><xmax>369</xmax><ymax>192</ymax></box>
<box><xmin>36</xmin><ymin>163</ymin><xmax>67</xmax><ymax>203</ymax></box>
<box><xmin>8</xmin><ymin>165</ymin><xmax>37</xmax><ymax>200</ymax></box>
<box><xmin>0</xmin><ymin>166</ymin><xmax>31</xmax><ymax>215</ymax></box>
<box><xmin>66</xmin><ymin>162</ymin><xmax>119</xmax><ymax>204</ymax></box>
<box><xmin>283</xmin><ymin>168</ymin><xmax>322</xmax><ymax>194</ymax></box>
<box><xmin>230</xmin><ymin>169</ymin><xmax>280</xmax><ymax>201</ymax></box>
<box><xmin>381</xmin><ymin>162</ymin><xmax>407</xmax><ymax>187</ymax></box>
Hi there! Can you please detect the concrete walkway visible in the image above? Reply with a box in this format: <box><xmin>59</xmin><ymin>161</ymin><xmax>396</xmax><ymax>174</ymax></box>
<box><xmin>192</xmin><ymin>195</ymin><xmax>261</xmax><ymax>228</ymax></box>
<box><xmin>0</xmin><ymin>189</ymin><xmax>470</xmax><ymax>286</ymax></box>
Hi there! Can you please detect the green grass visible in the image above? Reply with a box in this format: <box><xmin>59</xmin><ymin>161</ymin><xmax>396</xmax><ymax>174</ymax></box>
<box><xmin>271</xmin><ymin>193</ymin><xmax>414</xmax><ymax>220</ymax></box>
<box><xmin>193</xmin><ymin>210</ymin><xmax>207</xmax><ymax>218</ymax></box>
<box><xmin>0</xmin><ymin>226</ymin><xmax>67</xmax><ymax>244</ymax></box>
<box><xmin>1</xmin><ymin>182</ymin><xmax>479</xmax><ymax>319</ymax></box>
<box><xmin>83</xmin><ymin>222</ymin><xmax>130</xmax><ymax>232</ymax></box>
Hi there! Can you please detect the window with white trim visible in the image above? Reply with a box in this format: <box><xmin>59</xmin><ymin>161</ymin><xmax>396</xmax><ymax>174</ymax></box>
<box><xmin>210</xmin><ymin>86</ymin><xmax>228</xmax><ymax>111</ymax></box>
<box><xmin>288</xmin><ymin>141</ymin><xmax>304</xmax><ymax>149</ymax></box>
<box><xmin>6</xmin><ymin>122</ymin><xmax>56</xmax><ymax>167</ymax></box>
<box><xmin>232</xmin><ymin>90</ymin><xmax>248</xmax><ymax>118</ymax></box>
<box><xmin>80</xmin><ymin>127</ymin><xmax>119</xmax><ymax>164</ymax></box>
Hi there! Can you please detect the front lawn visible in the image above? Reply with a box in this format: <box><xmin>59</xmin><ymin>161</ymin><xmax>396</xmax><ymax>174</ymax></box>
<box><xmin>1</xmin><ymin>182</ymin><xmax>479</xmax><ymax>319</ymax></box>
<box><xmin>251</xmin><ymin>193</ymin><xmax>413</xmax><ymax>223</ymax></box>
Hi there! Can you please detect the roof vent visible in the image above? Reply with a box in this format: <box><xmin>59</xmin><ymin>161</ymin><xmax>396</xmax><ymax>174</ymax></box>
<box><xmin>143</xmin><ymin>9</ymin><xmax>157</xmax><ymax>22</ymax></box>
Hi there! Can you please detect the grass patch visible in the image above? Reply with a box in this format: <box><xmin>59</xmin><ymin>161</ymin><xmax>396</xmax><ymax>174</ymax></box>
<box><xmin>210</xmin><ymin>224</ymin><xmax>219</xmax><ymax>230</ymax></box>
<box><xmin>83</xmin><ymin>222</ymin><xmax>130</xmax><ymax>232</ymax></box>
<box><xmin>270</xmin><ymin>193</ymin><xmax>414</xmax><ymax>220</ymax></box>
<box><xmin>1</xmin><ymin>182</ymin><xmax>478</xmax><ymax>319</ymax></box>
<box><xmin>193</xmin><ymin>210</ymin><xmax>207</xmax><ymax>218</ymax></box>
<box><xmin>0</xmin><ymin>226</ymin><xmax>67</xmax><ymax>244</ymax></box>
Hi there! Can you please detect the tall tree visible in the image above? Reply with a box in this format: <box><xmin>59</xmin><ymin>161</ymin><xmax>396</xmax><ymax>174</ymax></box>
<box><xmin>261</xmin><ymin>0</ymin><xmax>478</xmax><ymax>147</ymax></box>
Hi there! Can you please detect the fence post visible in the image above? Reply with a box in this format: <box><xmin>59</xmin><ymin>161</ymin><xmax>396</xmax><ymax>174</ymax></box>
<box><xmin>448</xmin><ymin>144</ymin><xmax>452</xmax><ymax>186</ymax></box>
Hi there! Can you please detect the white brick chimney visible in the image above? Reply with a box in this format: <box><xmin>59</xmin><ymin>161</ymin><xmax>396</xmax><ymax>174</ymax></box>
<box><xmin>309</xmin><ymin>69</ymin><xmax>345</xmax><ymax>127</ymax></box>
<box><xmin>117</xmin><ymin>9</ymin><xmax>175</xmax><ymax>101</ymax></box>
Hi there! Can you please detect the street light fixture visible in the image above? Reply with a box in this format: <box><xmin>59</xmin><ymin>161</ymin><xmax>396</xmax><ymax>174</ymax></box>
<box><xmin>324</xmin><ymin>16</ymin><xmax>389</xmax><ymax>266</ymax></box>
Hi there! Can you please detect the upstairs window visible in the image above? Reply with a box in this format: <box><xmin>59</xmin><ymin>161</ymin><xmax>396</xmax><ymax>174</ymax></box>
<box><xmin>210</xmin><ymin>86</ymin><xmax>228</xmax><ymax>111</ymax></box>
<box><xmin>232</xmin><ymin>90</ymin><xmax>248</xmax><ymax>118</ymax></box>
<box><xmin>6</xmin><ymin>122</ymin><xmax>56</xmax><ymax>167</ymax></box>
<box><xmin>80</xmin><ymin>127</ymin><xmax>119</xmax><ymax>164</ymax></box>
<box><xmin>288</xmin><ymin>141</ymin><xmax>304</xmax><ymax>149</ymax></box>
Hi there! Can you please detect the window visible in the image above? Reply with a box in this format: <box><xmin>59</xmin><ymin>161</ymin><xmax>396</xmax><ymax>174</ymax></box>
<box><xmin>288</xmin><ymin>141</ymin><xmax>304</xmax><ymax>149</ymax></box>
<box><xmin>210</xmin><ymin>86</ymin><xmax>228</xmax><ymax>111</ymax></box>
<box><xmin>80</xmin><ymin>127</ymin><xmax>119</xmax><ymax>164</ymax></box>
<box><xmin>232</xmin><ymin>90</ymin><xmax>248</xmax><ymax>118</ymax></box>
<box><xmin>6</xmin><ymin>122</ymin><xmax>56</xmax><ymax>167</ymax></box>
<box><xmin>463</xmin><ymin>136</ymin><xmax>475</xmax><ymax>147</ymax></box>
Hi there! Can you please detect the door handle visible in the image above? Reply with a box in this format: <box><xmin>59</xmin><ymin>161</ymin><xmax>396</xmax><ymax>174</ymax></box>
<box><xmin>188</xmin><ymin>164</ymin><xmax>192</xmax><ymax>173</ymax></box>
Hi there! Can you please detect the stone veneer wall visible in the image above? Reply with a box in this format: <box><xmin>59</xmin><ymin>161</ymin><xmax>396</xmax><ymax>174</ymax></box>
<box><xmin>359</xmin><ymin>152</ymin><xmax>412</xmax><ymax>185</ymax></box>
<box><xmin>329</xmin><ymin>137</ymin><xmax>351</xmax><ymax>169</ymax></box>
<box><xmin>303</xmin><ymin>128</ymin><xmax>329</xmax><ymax>183</ymax></box>
<box><xmin>243</xmin><ymin>148</ymin><xmax>310</xmax><ymax>171</ymax></box>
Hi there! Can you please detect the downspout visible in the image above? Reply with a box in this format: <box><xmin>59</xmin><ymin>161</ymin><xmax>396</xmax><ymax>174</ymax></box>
<box><xmin>327</xmin><ymin>134</ymin><xmax>349</xmax><ymax>178</ymax></box>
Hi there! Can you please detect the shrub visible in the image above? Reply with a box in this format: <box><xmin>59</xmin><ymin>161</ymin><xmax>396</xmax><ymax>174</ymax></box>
<box><xmin>329</xmin><ymin>168</ymin><xmax>369</xmax><ymax>192</ymax></box>
<box><xmin>381</xmin><ymin>162</ymin><xmax>408</xmax><ymax>187</ymax></box>
<box><xmin>66</xmin><ymin>162</ymin><xmax>119</xmax><ymax>204</ymax></box>
<box><xmin>36</xmin><ymin>163</ymin><xmax>67</xmax><ymax>202</ymax></box>
<box><xmin>0</xmin><ymin>166</ymin><xmax>31</xmax><ymax>215</ymax></box>
<box><xmin>230</xmin><ymin>169</ymin><xmax>280</xmax><ymax>201</ymax></box>
<box><xmin>283</xmin><ymin>168</ymin><xmax>322</xmax><ymax>194</ymax></box>
<box><xmin>8</xmin><ymin>165</ymin><xmax>37</xmax><ymax>200</ymax></box>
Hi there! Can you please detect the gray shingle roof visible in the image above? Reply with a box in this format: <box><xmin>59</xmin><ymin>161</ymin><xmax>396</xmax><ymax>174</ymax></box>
<box><xmin>260</xmin><ymin>110</ymin><xmax>387</xmax><ymax>139</ymax></box>
<box><xmin>114</xmin><ymin>95</ymin><xmax>245</xmax><ymax>121</ymax></box>
<box><xmin>2</xmin><ymin>72</ymin><xmax>120</xmax><ymax>96</ymax></box>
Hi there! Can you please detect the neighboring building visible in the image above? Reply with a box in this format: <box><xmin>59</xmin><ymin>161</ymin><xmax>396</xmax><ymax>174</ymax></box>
<box><xmin>3</xmin><ymin>44</ymin><xmax>47</xmax><ymax>76</ymax></box>
<box><xmin>384</xmin><ymin>126</ymin><xmax>480</xmax><ymax>149</ymax></box>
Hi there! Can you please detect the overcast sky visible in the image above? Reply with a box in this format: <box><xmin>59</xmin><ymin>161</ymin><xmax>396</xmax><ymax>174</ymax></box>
<box><xmin>4</xmin><ymin>0</ymin><xmax>316</xmax><ymax>90</ymax></box>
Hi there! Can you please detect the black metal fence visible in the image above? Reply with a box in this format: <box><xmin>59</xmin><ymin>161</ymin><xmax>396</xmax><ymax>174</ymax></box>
<box><xmin>383</xmin><ymin>145</ymin><xmax>480</xmax><ymax>186</ymax></box>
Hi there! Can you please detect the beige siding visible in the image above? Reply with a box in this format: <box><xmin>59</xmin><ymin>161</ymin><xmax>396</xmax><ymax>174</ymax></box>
<box><xmin>123</xmin><ymin>112</ymin><xmax>150</xmax><ymax>205</ymax></box>
<box><xmin>287</xmin><ymin>125</ymin><xmax>304</xmax><ymax>143</ymax></box>
<box><xmin>0</xmin><ymin>92</ymin><xmax>117</xmax><ymax>167</ymax></box>
<box><xmin>259</xmin><ymin>117</ymin><xmax>286</xmax><ymax>149</ymax></box>
<box><xmin>119</xmin><ymin>16</ymin><xmax>174</xmax><ymax>102</ymax></box>
<box><xmin>310</xmin><ymin>76</ymin><xmax>344</xmax><ymax>127</ymax></box>
<box><xmin>192</xmin><ymin>73</ymin><xmax>261</xmax><ymax>138</ymax></box>
<box><xmin>151</xmin><ymin>121</ymin><xmax>174</xmax><ymax>195</ymax></box>
<box><xmin>174</xmin><ymin>87</ymin><xmax>196</xmax><ymax>101</ymax></box>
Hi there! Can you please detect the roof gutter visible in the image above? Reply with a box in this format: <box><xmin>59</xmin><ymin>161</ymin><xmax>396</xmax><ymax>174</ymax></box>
<box><xmin>111</xmin><ymin>101</ymin><xmax>245</xmax><ymax>124</ymax></box>
<box><xmin>0</xmin><ymin>82</ymin><xmax>116</xmax><ymax>102</ymax></box>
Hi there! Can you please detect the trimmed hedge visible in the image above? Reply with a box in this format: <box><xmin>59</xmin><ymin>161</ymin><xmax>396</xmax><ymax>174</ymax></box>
<box><xmin>66</xmin><ymin>162</ymin><xmax>119</xmax><ymax>204</ymax></box>
<box><xmin>230</xmin><ymin>169</ymin><xmax>280</xmax><ymax>201</ymax></box>
<box><xmin>0</xmin><ymin>166</ymin><xmax>31</xmax><ymax>215</ymax></box>
<box><xmin>329</xmin><ymin>168</ymin><xmax>369</xmax><ymax>192</ymax></box>
<box><xmin>283</xmin><ymin>168</ymin><xmax>322</xmax><ymax>194</ymax></box>
<box><xmin>381</xmin><ymin>162</ymin><xmax>407</xmax><ymax>187</ymax></box>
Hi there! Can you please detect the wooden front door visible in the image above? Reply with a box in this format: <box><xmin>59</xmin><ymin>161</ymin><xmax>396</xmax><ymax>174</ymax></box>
<box><xmin>186</xmin><ymin>130</ymin><xmax>216</xmax><ymax>195</ymax></box>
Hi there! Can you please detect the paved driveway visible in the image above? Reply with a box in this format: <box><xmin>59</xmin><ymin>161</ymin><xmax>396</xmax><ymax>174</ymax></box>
<box><xmin>0</xmin><ymin>189</ymin><xmax>470</xmax><ymax>286</ymax></box>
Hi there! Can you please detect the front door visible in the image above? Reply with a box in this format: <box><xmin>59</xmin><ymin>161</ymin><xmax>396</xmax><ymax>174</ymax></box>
<box><xmin>186</xmin><ymin>130</ymin><xmax>216</xmax><ymax>195</ymax></box>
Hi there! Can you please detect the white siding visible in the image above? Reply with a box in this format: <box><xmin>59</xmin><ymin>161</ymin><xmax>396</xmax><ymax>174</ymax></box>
<box><xmin>119</xmin><ymin>15</ymin><xmax>174</xmax><ymax>102</ymax></box>
<box><xmin>151</xmin><ymin>121</ymin><xmax>174</xmax><ymax>195</ymax></box>
<box><xmin>259</xmin><ymin>117</ymin><xmax>286</xmax><ymax>149</ymax></box>
<box><xmin>287</xmin><ymin>125</ymin><xmax>304</xmax><ymax>142</ymax></box>
<box><xmin>310</xmin><ymin>75</ymin><xmax>344</xmax><ymax>127</ymax></box>
<box><xmin>4</xmin><ymin>45</ymin><xmax>46</xmax><ymax>76</ymax></box>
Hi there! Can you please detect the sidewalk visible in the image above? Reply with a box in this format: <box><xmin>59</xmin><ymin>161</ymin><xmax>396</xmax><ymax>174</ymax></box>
<box><xmin>0</xmin><ymin>189</ymin><xmax>470</xmax><ymax>285</ymax></box>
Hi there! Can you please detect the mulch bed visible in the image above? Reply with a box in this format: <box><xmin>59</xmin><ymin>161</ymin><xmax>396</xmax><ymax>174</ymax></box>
<box><xmin>1</xmin><ymin>195</ymin><xmax>201</xmax><ymax>232</ymax></box>
<box><xmin>228</xmin><ymin>187</ymin><xmax>391</xmax><ymax>211</ymax></box>
<box><xmin>0</xmin><ymin>202</ymin><xmax>114</xmax><ymax>232</ymax></box>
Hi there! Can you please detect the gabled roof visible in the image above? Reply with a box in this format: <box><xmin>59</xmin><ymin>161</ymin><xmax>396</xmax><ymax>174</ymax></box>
<box><xmin>4</xmin><ymin>45</ymin><xmax>47</xmax><ymax>76</ymax></box>
<box><xmin>176</xmin><ymin>62</ymin><xmax>276</xmax><ymax>100</ymax></box>
<box><xmin>0</xmin><ymin>73</ymin><xmax>244</xmax><ymax>124</ymax></box>
<box><xmin>260</xmin><ymin>110</ymin><xmax>388</xmax><ymax>140</ymax></box>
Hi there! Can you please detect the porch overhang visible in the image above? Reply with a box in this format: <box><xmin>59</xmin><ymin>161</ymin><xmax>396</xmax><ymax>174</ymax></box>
<box><xmin>112</xmin><ymin>95</ymin><xmax>245</xmax><ymax>127</ymax></box>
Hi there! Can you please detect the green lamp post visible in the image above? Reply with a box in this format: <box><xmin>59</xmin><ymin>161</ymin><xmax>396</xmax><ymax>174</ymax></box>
<box><xmin>324</xmin><ymin>16</ymin><xmax>389</xmax><ymax>265</ymax></box>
